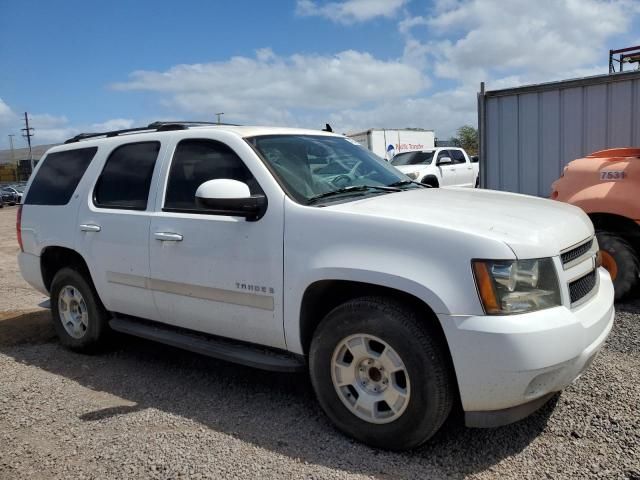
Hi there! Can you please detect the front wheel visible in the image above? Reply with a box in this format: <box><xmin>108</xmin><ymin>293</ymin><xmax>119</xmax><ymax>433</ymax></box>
<box><xmin>596</xmin><ymin>232</ymin><xmax>640</xmax><ymax>301</ymax></box>
<box><xmin>309</xmin><ymin>297</ymin><xmax>454</xmax><ymax>450</ymax></box>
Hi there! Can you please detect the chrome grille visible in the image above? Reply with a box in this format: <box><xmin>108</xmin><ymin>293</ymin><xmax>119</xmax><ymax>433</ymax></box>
<box><xmin>569</xmin><ymin>270</ymin><xmax>597</xmax><ymax>304</ymax></box>
<box><xmin>561</xmin><ymin>239</ymin><xmax>594</xmax><ymax>267</ymax></box>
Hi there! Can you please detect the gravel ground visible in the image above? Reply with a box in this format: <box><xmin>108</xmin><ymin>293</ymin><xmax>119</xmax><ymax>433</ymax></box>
<box><xmin>0</xmin><ymin>205</ymin><xmax>638</xmax><ymax>479</ymax></box>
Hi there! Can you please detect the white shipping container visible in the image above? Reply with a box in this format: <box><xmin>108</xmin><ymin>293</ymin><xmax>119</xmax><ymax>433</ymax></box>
<box><xmin>348</xmin><ymin>129</ymin><xmax>435</xmax><ymax>160</ymax></box>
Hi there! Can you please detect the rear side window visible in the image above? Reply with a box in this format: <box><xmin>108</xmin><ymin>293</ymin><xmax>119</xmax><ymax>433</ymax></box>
<box><xmin>164</xmin><ymin>139</ymin><xmax>260</xmax><ymax>211</ymax></box>
<box><xmin>390</xmin><ymin>151</ymin><xmax>434</xmax><ymax>166</ymax></box>
<box><xmin>25</xmin><ymin>147</ymin><xmax>97</xmax><ymax>205</ymax></box>
<box><xmin>449</xmin><ymin>150</ymin><xmax>467</xmax><ymax>164</ymax></box>
<box><xmin>94</xmin><ymin>142</ymin><xmax>160</xmax><ymax>210</ymax></box>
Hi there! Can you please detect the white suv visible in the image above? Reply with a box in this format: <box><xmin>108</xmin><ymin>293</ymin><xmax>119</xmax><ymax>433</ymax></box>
<box><xmin>18</xmin><ymin>122</ymin><xmax>614</xmax><ymax>450</ymax></box>
<box><xmin>390</xmin><ymin>147</ymin><xmax>479</xmax><ymax>188</ymax></box>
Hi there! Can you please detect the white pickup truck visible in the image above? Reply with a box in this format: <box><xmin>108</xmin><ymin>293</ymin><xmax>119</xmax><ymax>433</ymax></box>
<box><xmin>18</xmin><ymin>122</ymin><xmax>614</xmax><ymax>450</ymax></box>
<box><xmin>391</xmin><ymin>147</ymin><xmax>479</xmax><ymax>188</ymax></box>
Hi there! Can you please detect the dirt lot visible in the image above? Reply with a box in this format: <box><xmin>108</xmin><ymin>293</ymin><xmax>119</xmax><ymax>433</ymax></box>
<box><xmin>0</xmin><ymin>205</ymin><xmax>638</xmax><ymax>480</ymax></box>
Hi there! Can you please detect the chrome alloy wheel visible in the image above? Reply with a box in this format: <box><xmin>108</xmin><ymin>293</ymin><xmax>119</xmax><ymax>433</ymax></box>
<box><xmin>58</xmin><ymin>285</ymin><xmax>89</xmax><ymax>339</ymax></box>
<box><xmin>331</xmin><ymin>334</ymin><xmax>411</xmax><ymax>424</ymax></box>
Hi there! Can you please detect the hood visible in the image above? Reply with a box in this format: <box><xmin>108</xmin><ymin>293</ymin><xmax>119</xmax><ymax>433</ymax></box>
<box><xmin>326</xmin><ymin>187</ymin><xmax>593</xmax><ymax>259</ymax></box>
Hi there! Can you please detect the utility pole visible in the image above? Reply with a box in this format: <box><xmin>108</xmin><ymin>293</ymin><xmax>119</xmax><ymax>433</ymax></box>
<box><xmin>21</xmin><ymin>112</ymin><xmax>34</xmax><ymax>172</ymax></box>
<box><xmin>215</xmin><ymin>112</ymin><xmax>224</xmax><ymax>124</ymax></box>
<box><xmin>8</xmin><ymin>134</ymin><xmax>16</xmax><ymax>162</ymax></box>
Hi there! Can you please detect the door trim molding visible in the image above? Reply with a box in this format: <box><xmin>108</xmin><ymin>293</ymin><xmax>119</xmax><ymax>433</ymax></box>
<box><xmin>106</xmin><ymin>272</ymin><xmax>275</xmax><ymax>311</ymax></box>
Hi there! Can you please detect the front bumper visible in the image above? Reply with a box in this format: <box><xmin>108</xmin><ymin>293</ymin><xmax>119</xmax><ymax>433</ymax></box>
<box><xmin>439</xmin><ymin>268</ymin><xmax>614</xmax><ymax>426</ymax></box>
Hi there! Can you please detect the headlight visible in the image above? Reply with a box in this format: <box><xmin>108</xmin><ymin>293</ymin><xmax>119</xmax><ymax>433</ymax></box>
<box><xmin>472</xmin><ymin>258</ymin><xmax>561</xmax><ymax>315</ymax></box>
<box><xmin>406</xmin><ymin>171</ymin><xmax>420</xmax><ymax>180</ymax></box>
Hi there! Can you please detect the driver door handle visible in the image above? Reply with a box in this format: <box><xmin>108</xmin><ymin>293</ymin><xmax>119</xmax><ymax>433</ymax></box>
<box><xmin>154</xmin><ymin>232</ymin><xmax>183</xmax><ymax>242</ymax></box>
<box><xmin>79</xmin><ymin>224</ymin><xmax>101</xmax><ymax>232</ymax></box>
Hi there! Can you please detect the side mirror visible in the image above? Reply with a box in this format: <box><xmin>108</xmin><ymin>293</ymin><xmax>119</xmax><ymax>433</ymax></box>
<box><xmin>437</xmin><ymin>156</ymin><xmax>452</xmax><ymax>165</ymax></box>
<box><xmin>195</xmin><ymin>179</ymin><xmax>267</xmax><ymax>221</ymax></box>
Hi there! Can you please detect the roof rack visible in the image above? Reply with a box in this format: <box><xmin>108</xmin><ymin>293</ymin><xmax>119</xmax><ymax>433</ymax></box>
<box><xmin>63</xmin><ymin>121</ymin><xmax>241</xmax><ymax>144</ymax></box>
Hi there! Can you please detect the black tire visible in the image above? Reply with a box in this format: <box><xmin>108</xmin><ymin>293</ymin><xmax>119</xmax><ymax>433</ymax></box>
<box><xmin>475</xmin><ymin>176</ymin><xmax>480</xmax><ymax>188</ymax></box>
<box><xmin>596</xmin><ymin>232</ymin><xmax>640</xmax><ymax>301</ymax></box>
<box><xmin>50</xmin><ymin>267</ymin><xmax>111</xmax><ymax>352</ymax></box>
<box><xmin>421</xmin><ymin>175</ymin><xmax>439</xmax><ymax>188</ymax></box>
<box><xmin>309</xmin><ymin>297</ymin><xmax>454</xmax><ymax>450</ymax></box>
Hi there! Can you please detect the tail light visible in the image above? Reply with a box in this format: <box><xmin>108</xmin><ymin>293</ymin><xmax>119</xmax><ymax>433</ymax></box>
<box><xmin>16</xmin><ymin>205</ymin><xmax>23</xmax><ymax>252</ymax></box>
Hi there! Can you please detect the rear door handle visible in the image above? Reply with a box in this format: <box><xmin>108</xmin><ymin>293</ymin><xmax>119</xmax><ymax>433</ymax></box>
<box><xmin>154</xmin><ymin>232</ymin><xmax>183</xmax><ymax>242</ymax></box>
<box><xmin>79</xmin><ymin>224</ymin><xmax>101</xmax><ymax>232</ymax></box>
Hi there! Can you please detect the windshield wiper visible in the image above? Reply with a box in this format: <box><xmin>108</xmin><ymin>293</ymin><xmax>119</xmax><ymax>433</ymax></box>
<box><xmin>388</xmin><ymin>180</ymin><xmax>431</xmax><ymax>188</ymax></box>
<box><xmin>307</xmin><ymin>185</ymin><xmax>401</xmax><ymax>204</ymax></box>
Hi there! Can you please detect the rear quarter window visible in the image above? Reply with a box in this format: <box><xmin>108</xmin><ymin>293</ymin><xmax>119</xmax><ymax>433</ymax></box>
<box><xmin>24</xmin><ymin>147</ymin><xmax>98</xmax><ymax>205</ymax></box>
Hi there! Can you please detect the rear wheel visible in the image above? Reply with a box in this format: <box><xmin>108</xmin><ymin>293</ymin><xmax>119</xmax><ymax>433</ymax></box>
<box><xmin>50</xmin><ymin>267</ymin><xmax>111</xmax><ymax>352</ymax></box>
<box><xmin>309</xmin><ymin>297</ymin><xmax>454</xmax><ymax>450</ymax></box>
<box><xmin>596</xmin><ymin>231</ymin><xmax>640</xmax><ymax>301</ymax></box>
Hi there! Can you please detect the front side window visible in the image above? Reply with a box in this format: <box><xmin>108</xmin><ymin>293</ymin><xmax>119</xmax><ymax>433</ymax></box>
<box><xmin>164</xmin><ymin>139</ymin><xmax>260</xmax><ymax>211</ymax></box>
<box><xmin>25</xmin><ymin>147</ymin><xmax>97</xmax><ymax>206</ymax></box>
<box><xmin>94</xmin><ymin>142</ymin><xmax>160</xmax><ymax>210</ymax></box>
<box><xmin>248</xmin><ymin>135</ymin><xmax>415</xmax><ymax>204</ymax></box>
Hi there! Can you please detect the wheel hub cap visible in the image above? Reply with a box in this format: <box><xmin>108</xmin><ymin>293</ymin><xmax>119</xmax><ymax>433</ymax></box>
<box><xmin>58</xmin><ymin>286</ymin><xmax>88</xmax><ymax>339</ymax></box>
<box><xmin>331</xmin><ymin>334</ymin><xmax>411</xmax><ymax>424</ymax></box>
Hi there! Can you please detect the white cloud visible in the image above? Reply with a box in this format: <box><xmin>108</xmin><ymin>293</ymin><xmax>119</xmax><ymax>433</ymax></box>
<box><xmin>0</xmin><ymin>100</ymin><xmax>136</xmax><ymax>146</ymax></box>
<box><xmin>112</xmin><ymin>49</ymin><xmax>427</xmax><ymax>125</ymax></box>
<box><xmin>90</xmin><ymin>119</ymin><xmax>135</xmax><ymax>132</ymax></box>
<box><xmin>403</xmin><ymin>0</ymin><xmax>634</xmax><ymax>84</ymax></box>
<box><xmin>0</xmin><ymin>98</ymin><xmax>17</xmax><ymax>126</ymax></box>
<box><xmin>296</xmin><ymin>0</ymin><xmax>408</xmax><ymax>24</ymax></box>
<box><xmin>335</xmin><ymin>84</ymin><xmax>478</xmax><ymax>138</ymax></box>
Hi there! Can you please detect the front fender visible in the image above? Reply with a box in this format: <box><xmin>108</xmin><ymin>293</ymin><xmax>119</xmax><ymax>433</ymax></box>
<box><xmin>282</xmin><ymin>199</ymin><xmax>513</xmax><ymax>354</ymax></box>
<box><xmin>283</xmin><ymin>267</ymin><xmax>450</xmax><ymax>354</ymax></box>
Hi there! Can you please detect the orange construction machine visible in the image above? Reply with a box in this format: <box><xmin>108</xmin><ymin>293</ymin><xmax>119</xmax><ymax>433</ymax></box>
<box><xmin>551</xmin><ymin>148</ymin><xmax>640</xmax><ymax>300</ymax></box>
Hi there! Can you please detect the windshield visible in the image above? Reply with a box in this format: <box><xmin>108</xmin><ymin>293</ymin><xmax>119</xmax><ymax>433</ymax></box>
<box><xmin>391</xmin><ymin>151</ymin><xmax>435</xmax><ymax>166</ymax></box>
<box><xmin>248</xmin><ymin>135</ymin><xmax>415</xmax><ymax>204</ymax></box>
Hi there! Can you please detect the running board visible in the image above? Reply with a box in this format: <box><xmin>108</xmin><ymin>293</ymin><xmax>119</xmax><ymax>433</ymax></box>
<box><xmin>109</xmin><ymin>317</ymin><xmax>305</xmax><ymax>373</ymax></box>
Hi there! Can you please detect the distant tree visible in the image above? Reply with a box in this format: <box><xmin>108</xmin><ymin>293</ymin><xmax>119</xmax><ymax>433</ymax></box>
<box><xmin>454</xmin><ymin>125</ymin><xmax>478</xmax><ymax>155</ymax></box>
<box><xmin>448</xmin><ymin>137</ymin><xmax>462</xmax><ymax>147</ymax></box>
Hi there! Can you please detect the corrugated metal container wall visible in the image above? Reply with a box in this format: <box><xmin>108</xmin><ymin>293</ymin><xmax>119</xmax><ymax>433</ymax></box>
<box><xmin>479</xmin><ymin>71</ymin><xmax>640</xmax><ymax>197</ymax></box>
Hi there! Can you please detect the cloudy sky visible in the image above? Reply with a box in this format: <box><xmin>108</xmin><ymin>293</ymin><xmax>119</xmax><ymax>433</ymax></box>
<box><xmin>1</xmin><ymin>0</ymin><xmax>639</xmax><ymax>148</ymax></box>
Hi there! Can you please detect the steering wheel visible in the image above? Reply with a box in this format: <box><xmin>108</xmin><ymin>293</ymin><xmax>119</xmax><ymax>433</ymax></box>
<box><xmin>331</xmin><ymin>175</ymin><xmax>352</xmax><ymax>188</ymax></box>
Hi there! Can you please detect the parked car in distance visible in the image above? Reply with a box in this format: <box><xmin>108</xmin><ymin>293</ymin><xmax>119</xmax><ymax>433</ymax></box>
<box><xmin>3</xmin><ymin>185</ymin><xmax>24</xmax><ymax>203</ymax></box>
<box><xmin>390</xmin><ymin>147</ymin><xmax>479</xmax><ymax>188</ymax></box>
<box><xmin>0</xmin><ymin>188</ymin><xmax>17</xmax><ymax>206</ymax></box>
<box><xmin>18</xmin><ymin>122</ymin><xmax>614</xmax><ymax>450</ymax></box>
<box><xmin>551</xmin><ymin>147</ymin><xmax>640</xmax><ymax>300</ymax></box>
